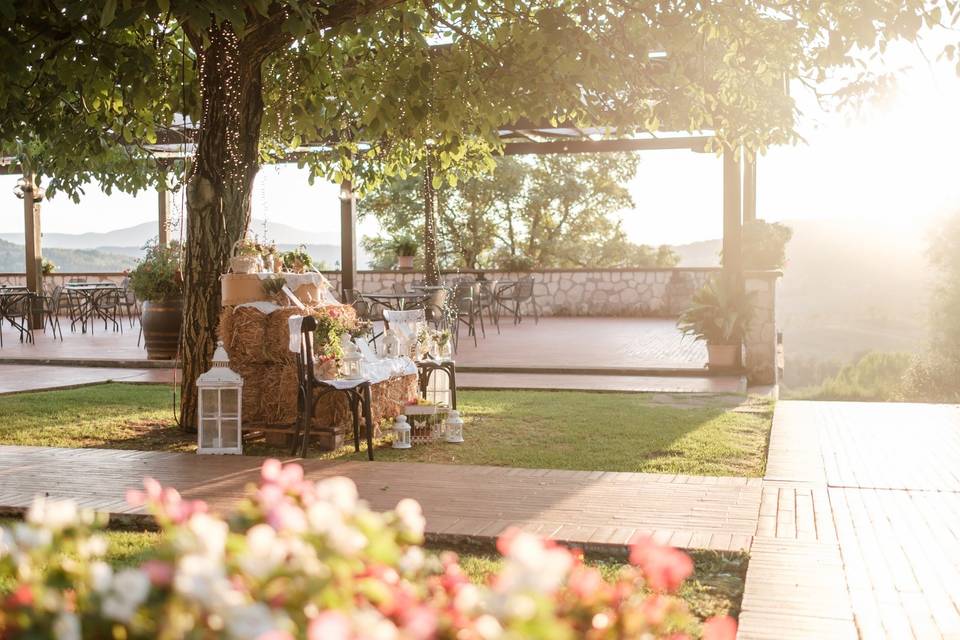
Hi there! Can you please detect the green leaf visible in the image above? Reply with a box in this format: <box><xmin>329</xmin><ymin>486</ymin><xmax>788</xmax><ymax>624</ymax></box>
<box><xmin>101</xmin><ymin>0</ymin><xmax>117</xmax><ymax>27</ymax></box>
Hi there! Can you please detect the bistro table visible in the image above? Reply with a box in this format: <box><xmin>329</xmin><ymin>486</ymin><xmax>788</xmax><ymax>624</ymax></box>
<box><xmin>358</xmin><ymin>291</ymin><xmax>430</xmax><ymax>311</ymax></box>
<box><xmin>0</xmin><ymin>285</ymin><xmax>33</xmax><ymax>346</ymax></box>
<box><xmin>64</xmin><ymin>282</ymin><xmax>121</xmax><ymax>334</ymax></box>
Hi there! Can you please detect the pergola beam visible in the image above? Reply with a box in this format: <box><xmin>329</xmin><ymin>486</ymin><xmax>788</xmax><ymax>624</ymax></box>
<box><xmin>502</xmin><ymin>136</ymin><xmax>710</xmax><ymax>156</ymax></box>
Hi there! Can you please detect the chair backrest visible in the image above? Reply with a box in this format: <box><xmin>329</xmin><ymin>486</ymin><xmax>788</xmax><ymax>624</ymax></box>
<box><xmin>515</xmin><ymin>277</ymin><xmax>534</xmax><ymax>299</ymax></box>
<box><xmin>383</xmin><ymin>308</ymin><xmax>425</xmax><ymax>351</ymax></box>
<box><xmin>392</xmin><ymin>282</ymin><xmax>409</xmax><ymax>295</ymax></box>
<box><xmin>452</xmin><ymin>282</ymin><xmax>474</xmax><ymax>303</ymax></box>
<box><xmin>352</xmin><ymin>297</ymin><xmax>373</xmax><ymax>322</ymax></box>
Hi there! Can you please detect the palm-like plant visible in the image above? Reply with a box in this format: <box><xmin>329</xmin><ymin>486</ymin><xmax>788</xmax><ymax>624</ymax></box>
<box><xmin>677</xmin><ymin>277</ymin><xmax>756</xmax><ymax>345</ymax></box>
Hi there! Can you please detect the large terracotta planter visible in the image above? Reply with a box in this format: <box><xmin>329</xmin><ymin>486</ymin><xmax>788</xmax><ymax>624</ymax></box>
<box><xmin>397</xmin><ymin>255</ymin><xmax>414</xmax><ymax>269</ymax></box>
<box><xmin>707</xmin><ymin>343</ymin><xmax>740</xmax><ymax>370</ymax></box>
<box><xmin>142</xmin><ymin>299</ymin><xmax>183</xmax><ymax>360</ymax></box>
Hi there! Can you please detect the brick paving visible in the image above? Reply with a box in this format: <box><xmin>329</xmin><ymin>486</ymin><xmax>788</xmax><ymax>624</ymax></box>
<box><xmin>0</xmin><ymin>364</ymin><xmax>174</xmax><ymax>395</ymax></box>
<box><xmin>740</xmin><ymin>401</ymin><xmax>960</xmax><ymax>640</ymax></box>
<box><xmin>0</xmin><ymin>446</ymin><xmax>760</xmax><ymax>554</ymax></box>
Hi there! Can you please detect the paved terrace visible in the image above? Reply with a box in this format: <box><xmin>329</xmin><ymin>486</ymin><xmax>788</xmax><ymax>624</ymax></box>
<box><xmin>1</xmin><ymin>401</ymin><xmax>959</xmax><ymax>637</ymax></box>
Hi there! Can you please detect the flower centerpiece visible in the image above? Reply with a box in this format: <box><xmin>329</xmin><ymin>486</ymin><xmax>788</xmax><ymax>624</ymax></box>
<box><xmin>677</xmin><ymin>276</ymin><xmax>756</xmax><ymax>369</ymax></box>
<box><xmin>129</xmin><ymin>241</ymin><xmax>183</xmax><ymax>360</ymax></box>
<box><xmin>0</xmin><ymin>459</ymin><xmax>737</xmax><ymax>640</ymax></box>
<box><xmin>281</xmin><ymin>246</ymin><xmax>314</xmax><ymax>274</ymax></box>
<box><xmin>40</xmin><ymin>257</ymin><xmax>56</xmax><ymax>276</ymax></box>
<box><xmin>231</xmin><ymin>237</ymin><xmax>263</xmax><ymax>274</ymax></box>
<box><xmin>312</xmin><ymin>305</ymin><xmax>359</xmax><ymax>378</ymax></box>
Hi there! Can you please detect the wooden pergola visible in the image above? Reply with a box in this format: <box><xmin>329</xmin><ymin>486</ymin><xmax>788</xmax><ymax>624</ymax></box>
<box><xmin>2</xmin><ymin>122</ymin><xmax>757</xmax><ymax>313</ymax></box>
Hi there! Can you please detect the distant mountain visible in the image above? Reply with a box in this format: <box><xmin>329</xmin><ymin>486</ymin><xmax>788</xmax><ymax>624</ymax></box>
<box><xmin>0</xmin><ymin>218</ymin><xmax>340</xmax><ymax>251</ymax></box>
<box><xmin>672</xmin><ymin>239</ymin><xmax>721</xmax><ymax>267</ymax></box>
<box><xmin>0</xmin><ymin>238</ymin><xmax>136</xmax><ymax>272</ymax></box>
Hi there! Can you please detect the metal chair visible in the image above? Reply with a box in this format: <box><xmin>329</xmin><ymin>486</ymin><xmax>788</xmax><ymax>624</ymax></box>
<box><xmin>495</xmin><ymin>276</ymin><xmax>540</xmax><ymax>325</ymax></box>
<box><xmin>36</xmin><ymin>285</ymin><xmax>64</xmax><ymax>341</ymax></box>
<box><xmin>451</xmin><ymin>282</ymin><xmax>484</xmax><ymax>350</ymax></box>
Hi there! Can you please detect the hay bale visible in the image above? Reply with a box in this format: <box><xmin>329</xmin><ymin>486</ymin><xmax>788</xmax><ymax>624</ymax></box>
<box><xmin>263</xmin><ymin>307</ymin><xmax>304</xmax><ymax>365</ymax></box>
<box><xmin>220</xmin><ymin>306</ymin><xmax>269</xmax><ymax>364</ymax></box>
<box><xmin>260</xmin><ymin>362</ymin><xmax>300</xmax><ymax>425</ymax></box>
<box><xmin>234</xmin><ymin>361</ymin><xmax>266</xmax><ymax>424</ymax></box>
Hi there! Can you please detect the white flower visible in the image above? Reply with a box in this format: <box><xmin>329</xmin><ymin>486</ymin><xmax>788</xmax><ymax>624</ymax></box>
<box><xmin>505</xmin><ymin>594</ymin><xmax>537</xmax><ymax>621</ymax></box>
<box><xmin>13</xmin><ymin>522</ymin><xmax>52</xmax><ymax>550</ymax></box>
<box><xmin>398</xmin><ymin>546</ymin><xmax>425</xmax><ymax>575</ymax></box>
<box><xmin>0</xmin><ymin>526</ymin><xmax>14</xmax><ymax>559</ymax></box>
<box><xmin>494</xmin><ymin>531</ymin><xmax>572</xmax><ymax>594</ymax></box>
<box><xmin>78</xmin><ymin>534</ymin><xmax>108</xmax><ymax>559</ymax></box>
<box><xmin>395</xmin><ymin>499</ymin><xmax>425</xmax><ymax>538</ymax></box>
<box><xmin>474</xmin><ymin>614</ymin><xmax>504</xmax><ymax>640</ymax></box>
<box><xmin>239</xmin><ymin>524</ymin><xmax>287</xmax><ymax>580</ymax></box>
<box><xmin>306</xmin><ymin>501</ymin><xmax>341</xmax><ymax>532</ymax></box>
<box><xmin>89</xmin><ymin>562</ymin><xmax>113</xmax><ymax>593</ymax></box>
<box><xmin>27</xmin><ymin>497</ymin><xmax>79</xmax><ymax>532</ymax></box>
<box><xmin>454</xmin><ymin>583</ymin><xmax>481</xmax><ymax>613</ymax></box>
<box><xmin>53</xmin><ymin>612</ymin><xmax>81</xmax><ymax>640</ymax></box>
<box><xmin>353</xmin><ymin>608</ymin><xmax>400</xmax><ymax>640</ymax></box>
<box><xmin>174</xmin><ymin>554</ymin><xmax>231</xmax><ymax>609</ymax></box>
<box><xmin>326</xmin><ymin>522</ymin><xmax>367</xmax><ymax>556</ymax></box>
<box><xmin>225</xmin><ymin>602</ymin><xmax>278</xmax><ymax>640</ymax></box>
<box><xmin>179</xmin><ymin>513</ymin><xmax>228</xmax><ymax>559</ymax></box>
<box><xmin>314</xmin><ymin>477</ymin><xmax>359</xmax><ymax>513</ymax></box>
<box><xmin>100</xmin><ymin>568</ymin><xmax>150</xmax><ymax>623</ymax></box>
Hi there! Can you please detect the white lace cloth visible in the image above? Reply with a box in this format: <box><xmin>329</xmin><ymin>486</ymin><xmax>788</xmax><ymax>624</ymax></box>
<box><xmin>255</xmin><ymin>272</ymin><xmax>338</xmax><ymax>304</ymax></box>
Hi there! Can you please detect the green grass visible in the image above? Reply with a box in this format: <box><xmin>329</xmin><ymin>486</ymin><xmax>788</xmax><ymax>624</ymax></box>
<box><xmin>0</xmin><ymin>384</ymin><xmax>772</xmax><ymax>476</ymax></box>
<box><xmin>322</xmin><ymin>390</ymin><xmax>772</xmax><ymax>476</ymax></box>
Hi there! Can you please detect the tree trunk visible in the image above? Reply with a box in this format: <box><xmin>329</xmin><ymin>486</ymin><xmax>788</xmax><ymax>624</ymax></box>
<box><xmin>422</xmin><ymin>164</ymin><xmax>441</xmax><ymax>286</ymax></box>
<box><xmin>179</xmin><ymin>25</ymin><xmax>265</xmax><ymax>430</ymax></box>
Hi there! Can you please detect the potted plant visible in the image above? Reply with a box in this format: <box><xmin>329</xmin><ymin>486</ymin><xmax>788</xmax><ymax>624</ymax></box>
<box><xmin>393</xmin><ymin>236</ymin><xmax>417</xmax><ymax>269</ymax></box>
<box><xmin>130</xmin><ymin>241</ymin><xmax>184</xmax><ymax>360</ymax></box>
<box><xmin>40</xmin><ymin>258</ymin><xmax>56</xmax><ymax>276</ymax></box>
<box><xmin>677</xmin><ymin>277</ymin><xmax>755</xmax><ymax>369</ymax></box>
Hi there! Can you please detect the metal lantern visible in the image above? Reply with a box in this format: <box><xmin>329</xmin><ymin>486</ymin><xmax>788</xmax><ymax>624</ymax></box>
<box><xmin>340</xmin><ymin>338</ymin><xmax>365</xmax><ymax>379</ymax></box>
<box><xmin>445</xmin><ymin>410</ymin><xmax>464</xmax><ymax>444</ymax></box>
<box><xmin>381</xmin><ymin>329</ymin><xmax>402</xmax><ymax>358</ymax></box>
<box><xmin>392</xmin><ymin>415</ymin><xmax>412</xmax><ymax>449</ymax></box>
<box><xmin>196</xmin><ymin>342</ymin><xmax>243</xmax><ymax>455</ymax></box>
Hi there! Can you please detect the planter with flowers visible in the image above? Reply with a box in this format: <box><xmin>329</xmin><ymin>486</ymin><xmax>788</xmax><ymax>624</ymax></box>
<box><xmin>393</xmin><ymin>236</ymin><xmax>418</xmax><ymax>270</ymax></box>
<box><xmin>130</xmin><ymin>241</ymin><xmax>183</xmax><ymax>360</ymax></box>
<box><xmin>677</xmin><ymin>276</ymin><xmax>755</xmax><ymax>370</ymax></box>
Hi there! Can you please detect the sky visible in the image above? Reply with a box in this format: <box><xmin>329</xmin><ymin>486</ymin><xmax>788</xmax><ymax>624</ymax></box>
<box><xmin>2</xmin><ymin>36</ymin><xmax>959</xmax><ymax>249</ymax></box>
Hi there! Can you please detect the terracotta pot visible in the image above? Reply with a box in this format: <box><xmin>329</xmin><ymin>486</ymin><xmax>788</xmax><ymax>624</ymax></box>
<box><xmin>142</xmin><ymin>299</ymin><xmax>182</xmax><ymax>360</ymax></box>
<box><xmin>707</xmin><ymin>343</ymin><xmax>740</xmax><ymax>370</ymax></box>
<box><xmin>397</xmin><ymin>255</ymin><xmax>414</xmax><ymax>269</ymax></box>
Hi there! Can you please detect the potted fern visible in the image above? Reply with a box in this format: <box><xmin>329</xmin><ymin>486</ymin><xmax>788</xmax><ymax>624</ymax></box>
<box><xmin>677</xmin><ymin>277</ymin><xmax>755</xmax><ymax>369</ymax></box>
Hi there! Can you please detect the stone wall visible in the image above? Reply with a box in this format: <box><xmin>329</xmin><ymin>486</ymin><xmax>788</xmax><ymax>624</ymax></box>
<box><xmin>743</xmin><ymin>272</ymin><xmax>781</xmax><ymax>386</ymax></box>
<box><xmin>0</xmin><ymin>273</ymin><xmax>125</xmax><ymax>289</ymax></box>
<box><xmin>325</xmin><ymin>268</ymin><xmax>718</xmax><ymax>317</ymax></box>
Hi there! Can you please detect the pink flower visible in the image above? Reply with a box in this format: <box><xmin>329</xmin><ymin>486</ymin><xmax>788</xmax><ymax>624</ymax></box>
<box><xmin>703</xmin><ymin>615</ymin><xmax>737</xmax><ymax>640</ymax></box>
<box><xmin>629</xmin><ymin>537</ymin><xmax>693</xmax><ymax>593</ymax></box>
<box><xmin>257</xmin><ymin>632</ymin><xmax>294</xmax><ymax>640</ymax></box>
<box><xmin>308</xmin><ymin>611</ymin><xmax>351</xmax><ymax>640</ymax></box>
<box><xmin>261</xmin><ymin>459</ymin><xmax>283</xmax><ymax>483</ymax></box>
<box><xmin>141</xmin><ymin>560</ymin><xmax>173</xmax><ymax>587</ymax></box>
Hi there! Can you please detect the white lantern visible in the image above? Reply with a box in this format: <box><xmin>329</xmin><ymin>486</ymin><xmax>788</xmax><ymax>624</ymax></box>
<box><xmin>196</xmin><ymin>342</ymin><xmax>243</xmax><ymax>455</ymax></box>
<box><xmin>381</xmin><ymin>329</ymin><xmax>402</xmax><ymax>358</ymax></box>
<box><xmin>445</xmin><ymin>410</ymin><xmax>464</xmax><ymax>444</ymax></box>
<box><xmin>340</xmin><ymin>337</ymin><xmax>365</xmax><ymax>379</ymax></box>
<box><xmin>392</xmin><ymin>415</ymin><xmax>411</xmax><ymax>449</ymax></box>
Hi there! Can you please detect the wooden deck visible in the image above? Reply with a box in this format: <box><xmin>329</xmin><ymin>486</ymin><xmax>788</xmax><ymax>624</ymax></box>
<box><xmin>0</xmin><ymin>446</ymin><xmax>759</xmax><ymax>554</ymax></box>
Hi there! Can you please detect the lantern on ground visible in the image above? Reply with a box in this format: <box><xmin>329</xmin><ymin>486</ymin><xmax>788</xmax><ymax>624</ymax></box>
<box><xmin>197</xmin><ymin>342</ymin><xmax>243</xmax><ymax>455</ymax></box>
<box><xmin>445</xmin><ymin>410</ymin><xmax>464</xmax><ymax>444</ymax></box>
<box><xmin>340</xmin><ymin>337</ymin><xmax>364</xmax><ymax>379</ymax></box>
<box><xmin>392</xmin><ymin>415</ymin><xmax>411</xmax><ymax>449</ymax></box>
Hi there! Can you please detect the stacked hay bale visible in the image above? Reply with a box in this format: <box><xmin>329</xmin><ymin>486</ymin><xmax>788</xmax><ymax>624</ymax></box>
<box><xmin>219</xmin><ymin>302</ymin><xmax>418</xmax><ymax>449</ymax></box>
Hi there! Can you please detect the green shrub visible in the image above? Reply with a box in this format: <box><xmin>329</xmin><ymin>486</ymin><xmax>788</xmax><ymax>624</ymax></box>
<box><xmin>796</xmin><ymin>351</ymin><xmax>912</xmax><ymax>401</ymax></box>
<box><xmin>742</xmin><ymin>220</ymin><xmax>793</xmax><ymax>270</ymax></box>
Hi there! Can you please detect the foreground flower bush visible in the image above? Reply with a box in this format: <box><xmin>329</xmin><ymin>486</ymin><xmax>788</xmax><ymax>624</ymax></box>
<box><xmin>0</xmin><ymin>460</ymin><xmax>736</xmax><ymax>639</ymax></box>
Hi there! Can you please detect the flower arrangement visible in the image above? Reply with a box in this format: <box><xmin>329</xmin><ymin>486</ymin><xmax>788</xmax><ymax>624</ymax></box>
<box><xmin>0</xmin><ymin>459</ymin><xmax>737</xmax><ymax>640</ymax></box>
<box><xmin>40</xmin><ymin>258</ymin><xmax>56</xmax><ymax>276</ymax></box>
<box><xmin>312</xmin><ymin>304</ymin><xmax>359</xmax><ymax>361</ymax></box>
<box><xmin>281</xmin><ymin>246</ymin><xmax>314</xmax><ymax>273</ymax></box>
<box><xmin>128</xmin><ymin>241</ymin><xmax>183</xmax><ymax>302</ymax></box>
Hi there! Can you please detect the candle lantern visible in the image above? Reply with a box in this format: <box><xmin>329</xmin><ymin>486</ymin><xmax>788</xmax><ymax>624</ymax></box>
<box><xmin>196</xmin><ymin>342</ymin><xmax>243</xmax><ymax>455</ymax></box>
<box><xmin>381</xmin><ymin>329</ymin><xmax>402</xmax><ymax>358</ymax></box>
<box><xmin>340</xmin><ymin>337</ymin><xmax>365</xmax><ymax>379</ymax></box>
<box><xmin>444</xmin><ymin>410</ymin><xmax>464</xmax><ymax>444</ymax></box>
<box><xmin>392</xmin><ymin>415</ymin><xmax>412</xmax><ymax>449</ymax></box>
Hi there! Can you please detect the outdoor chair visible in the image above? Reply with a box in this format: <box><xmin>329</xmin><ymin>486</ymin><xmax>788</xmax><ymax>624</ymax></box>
<box><xmin>36</xmin><ymin>285</ymin><xmax>64</xmax><ymax>341</ymax></box>
<box><xmin>350</xmin><ymin>294</ymin><xmax>382</xmax><ymax>348</ymax></box>
<box><xmin>0</xmin><ymin>290</ymin><xmax>31</xmax><ymax>347</ymax></box>
<box><xmin>392</xmin><ymin>282</ymin><xmax>409</xmax><ymax>295</ymax></box>
<box><xmin>494</xmin><ymin>276</ymin><xmax>540</xmax><ymax>325</ymax></box>
<box><xmin>93</xmin><ymin>287</ymin><xmax>124</xmax><ymax>334</ymax></box>
<box><xmin>451</xmin><ymin>282</ymin><xmax>485</xmax><ymax>350</ymax></box>
<box><xmin>120</xmin><ymin>277</ymin><xmax>141</xmax><ymax>329</ymax></box>
<box><xmin>382</xmin><ymin>308</ymin><xmax>458</xmax><ymax>409</ymax></box>
<box><xmin>475</xmin><ymin>279</ymin><xmax>500</xmax><ymax>335</ymax></box>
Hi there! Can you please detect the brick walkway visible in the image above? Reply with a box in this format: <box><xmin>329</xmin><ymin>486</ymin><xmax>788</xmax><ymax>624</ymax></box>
<box><xmin>0</xmin><ymin>446</ymin><xmax>759</xmax><ymax>554</ymax></box>
<box><xmin>739</xmin><ymin>401</ymin><xmax>960</xmax><ymax>640</ymax></box>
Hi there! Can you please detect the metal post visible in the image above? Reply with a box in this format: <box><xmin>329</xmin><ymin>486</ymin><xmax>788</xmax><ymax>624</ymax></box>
<box><xmin>158</xmin><ymin>180</ymin><xmax>171</xmax><ymax>245</ymax></box>
<box><xmin>339</xmin><ymin>179</ymin><xmax>357</xmax><ymax>300</ymax></box>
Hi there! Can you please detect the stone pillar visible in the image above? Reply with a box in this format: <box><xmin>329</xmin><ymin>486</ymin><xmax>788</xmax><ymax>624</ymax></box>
<box><xmin>744</xmin><ymin>271</ymin><xmax>781</xmax><ymax>386</ymax></box>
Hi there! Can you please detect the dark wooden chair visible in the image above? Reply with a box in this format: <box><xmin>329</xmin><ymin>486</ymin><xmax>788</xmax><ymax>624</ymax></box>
<box><xmin>292</xmin><ymin>315</ymin><xmax>375</xmax><ymax>460</ymax></box>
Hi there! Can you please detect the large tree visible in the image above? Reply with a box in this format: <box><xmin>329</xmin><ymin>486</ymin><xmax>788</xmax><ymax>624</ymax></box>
<box><xmin>361</xmin><ymin>154</ymin><xmax>680</xmax><ymax>270</ymax></box>
<box><xmin>0</xmin><ymin>0</ymin><xmax>945</xmax><ymax>425</ymax></box>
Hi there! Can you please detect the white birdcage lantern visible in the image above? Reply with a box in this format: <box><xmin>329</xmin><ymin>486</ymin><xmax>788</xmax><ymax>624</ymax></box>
<box><xmin>381</xmin><ymin>329</ymin><xmax>402</xmax><ymax>358</ymax></box>
<box><xmin>392</xmin><ymin>415</ymin><xmax>411</xmax><ymax>449</ymax></box>
<box><xmin>340</xmin><ymin>337</ymin><xmax>365</xmax><ymax>379</ymax></box>
<box><xmin>196</xmin><ymin>342</ymin><xmax>243</xmax><ymax>455</ymax></box>
<box><xmin>445</xmin><ymin>410</ymin><xmax>464</xmax><ymax>444</ymax></box>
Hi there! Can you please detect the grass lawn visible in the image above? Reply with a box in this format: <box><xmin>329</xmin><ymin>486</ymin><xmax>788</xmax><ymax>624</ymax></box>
<box><xmin>0</xmin><ymin>384</ymin><xmax>772</xmax><ymax>476</ymax></box>
<box><xmin>0</xmin><ymin>522</ymin><xmax>746</xmax><ymax>630</ymax></box>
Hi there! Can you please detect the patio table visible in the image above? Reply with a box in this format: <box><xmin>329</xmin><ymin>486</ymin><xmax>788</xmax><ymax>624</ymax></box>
<box><xmin>0</xmin><ymin>287</ymin><xmax>33</xmax><ymax>346</ymax></box>
<box><xmin>359</xmin><ymin>291</ymin><xmax>430</xmax><ymax>311</ymax></box>
<box><xmin>64</xmin><ymin>282</ymin><xmax>121</xmax><ymax>334</ymax></box>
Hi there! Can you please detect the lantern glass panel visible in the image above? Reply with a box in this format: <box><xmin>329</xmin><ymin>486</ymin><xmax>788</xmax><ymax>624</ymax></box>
<box><xmin>200</xmin><ymin>389</ymin><xmax>219</xmax><ymax>418</ymax></box>
<box><xmin>221</xmin><ymin>389</ymin><xmax>239</xmax><ymax>417</ymax></box>
<box><xmin>200</xmin><ymin>418</ymin><xmax>219</xmax><ymax>448</ymax></box>
<box><xmin>221</xmin><ymin>421</ymin><xmax>239</xmax><ymax>448</ymax></box>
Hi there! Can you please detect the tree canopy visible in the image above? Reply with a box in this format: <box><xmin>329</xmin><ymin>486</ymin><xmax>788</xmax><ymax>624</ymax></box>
<box><xmin>361</xmin><ymin>154</ymin><xmax>679</xmax><ymax>270</ymax></box>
